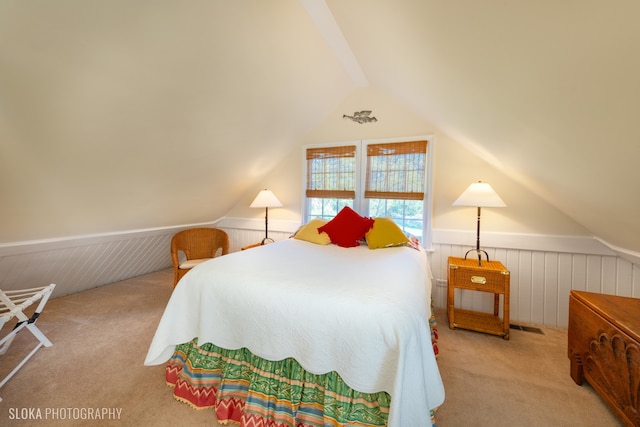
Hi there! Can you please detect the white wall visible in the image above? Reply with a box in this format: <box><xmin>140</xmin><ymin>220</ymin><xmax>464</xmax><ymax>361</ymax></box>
<box><xmin>219</xmin><ymin>86</ymin><xmax>640</xmax><ymax>329</ymax></box>
<box><xmin>229</xmin><ymin>87</ymin><xmax>593</xmax><ymax>240</ymax></box>
<box><xmin>2</xmin><ymin>86</ymin><xmax>636</xmax><ymax>328</ymax></box>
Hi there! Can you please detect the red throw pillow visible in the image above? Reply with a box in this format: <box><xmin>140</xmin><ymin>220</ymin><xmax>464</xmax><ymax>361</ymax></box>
<box><xmin>318</xmin><ymin>206</ymin><xmax>375</xmax><ymax>247</ymax></box>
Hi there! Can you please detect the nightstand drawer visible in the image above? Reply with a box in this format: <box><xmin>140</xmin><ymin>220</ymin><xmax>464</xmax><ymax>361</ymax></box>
<box><xmin>449</xmin><ymin>266</ymin><xmax>508</xmax><ymax>293</ymax></box>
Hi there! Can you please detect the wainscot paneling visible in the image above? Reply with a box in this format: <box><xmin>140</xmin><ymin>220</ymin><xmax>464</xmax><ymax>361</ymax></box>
<box><xmin>429</xmin><ymin>231</ymin><xmax>640</xmax><ymax>328</ymax></box>
<box><xmin>3</xmin><ymin>219</ymin><xmax>639</xmax><ymax>329</ymax></box>
<box><xmin>0</xmin><ymin>229</ymin><xmax>178</xmax><ymax>297</ymax></box>
<box><xmin>0</xmin><ymin>218</ymin><xmax>300</xmax><ymax>298</ymax></box>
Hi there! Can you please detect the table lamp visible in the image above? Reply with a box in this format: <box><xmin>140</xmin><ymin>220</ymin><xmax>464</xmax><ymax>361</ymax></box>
<box><xmin>250</xmin><ymin>189</ymin><xmax>283</xmax><ymax>244</ymax></box>
<box><xmin>452</xmin><ymin>181</ymin><xmax>506</xmax><ymax>265</ymax></box>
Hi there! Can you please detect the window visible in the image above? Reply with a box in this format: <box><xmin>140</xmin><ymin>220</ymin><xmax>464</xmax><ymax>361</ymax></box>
<box><xmin>306</xmin><ymin>145</ymin><xmax>356</xmax><ymax>219</ymax></box>
<box><xmin>303</xmin><ymin>136</ymin><xmax>433</xmax><ymax>246</ymax></box>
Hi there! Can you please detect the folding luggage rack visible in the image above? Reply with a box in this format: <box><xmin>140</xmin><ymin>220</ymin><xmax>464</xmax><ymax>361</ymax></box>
<box><xmin>0</xmin><ymin>284</ymin><xmax>56</xmax><ymax>402</ymax></box>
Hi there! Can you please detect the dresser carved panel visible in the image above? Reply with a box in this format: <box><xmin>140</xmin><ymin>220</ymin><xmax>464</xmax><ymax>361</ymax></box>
<box><xmin>568</xmin><ymin>290</ymin><xmax>640</xmax><ymax>426</ymax></box>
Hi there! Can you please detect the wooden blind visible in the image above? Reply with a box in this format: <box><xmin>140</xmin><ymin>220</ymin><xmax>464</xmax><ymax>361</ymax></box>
<box><xmin>365</xmin><ymin>140</ymin><xmax>427</xmax><ymax>200</ymax></box>
<box><xmin>306</xmin><ymin>145</ymin><xmax>357</xmax><ymax>199</ymax></box>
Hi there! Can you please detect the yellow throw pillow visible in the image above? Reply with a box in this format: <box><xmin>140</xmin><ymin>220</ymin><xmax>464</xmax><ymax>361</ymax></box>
<box><xmin>293</xmin><ymin>219</ymin><xmax>332</xmax><ymax>245</ymax></box>
<box><xmin>366</xmin><ymin>217</ymin><xmax>410</xmax><ymax>249</ymax></box>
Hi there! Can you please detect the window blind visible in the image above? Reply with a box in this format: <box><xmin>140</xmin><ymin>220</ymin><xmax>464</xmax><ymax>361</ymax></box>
<box><xmin>306</xmin><ymin>145</ymin><xmax>357</xmax><ymax>199</ymax></box>
<box><xmin>365</xmin><ymin>140</ymin><xmax>427</xmax><ymax>200</ymax></box>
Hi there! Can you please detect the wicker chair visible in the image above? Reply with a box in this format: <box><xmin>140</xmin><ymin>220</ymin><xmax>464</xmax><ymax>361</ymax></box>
<box><xmin>170</xmin><ymin>228</ymin><xmax>230</xmax><ymax>287</ymax></box>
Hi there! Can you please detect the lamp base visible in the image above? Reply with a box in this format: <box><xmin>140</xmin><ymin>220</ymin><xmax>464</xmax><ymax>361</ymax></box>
<box><xmin>260</xmin><ymin>237</ymin><xmax>274</xmax><ymax>245</ymax></box>
<box><xmin>464</xmin><ymin>248</ymin><xmax>490</xmax><ymax>266</ymax></box>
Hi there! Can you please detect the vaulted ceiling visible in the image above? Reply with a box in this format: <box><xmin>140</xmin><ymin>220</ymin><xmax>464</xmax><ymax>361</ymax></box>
<box><xmin>325</xmin><ymin>0</ymin><xmax>640</xmax><ymax>254</ymax></box>
<box><xmin>2</xmin><ymin>1</ymin><xmax>640</xmax><ymax>255</ymax></box>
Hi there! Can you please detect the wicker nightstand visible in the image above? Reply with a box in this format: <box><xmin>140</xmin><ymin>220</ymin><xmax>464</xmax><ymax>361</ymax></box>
<box><xmin>447</xmin><ymin>256</ymin><xmax>510</xmax><ymax>339</ymax></box>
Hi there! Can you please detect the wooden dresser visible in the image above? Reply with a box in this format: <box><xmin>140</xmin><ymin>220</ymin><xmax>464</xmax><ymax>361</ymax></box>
<box><xmin>568</xmin><ymin>290</ymin><xmax>640</xmax><ymax>426</ymax></box>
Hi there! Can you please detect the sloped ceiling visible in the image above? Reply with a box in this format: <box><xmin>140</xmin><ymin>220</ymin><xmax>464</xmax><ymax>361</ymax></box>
<box><xmin>326</xmin><ymin>0</ymin><xmax>640</xmax><ymax>253</ymax></box>
<box><xmin>0</xmin><ymin>0</ymin><xmax>353</xmax><ymax>241</ymax></box>
<box><xmin>2</xmin><ymin>0</ymin><xmax>640</xmax><ymax>255</ymax></box>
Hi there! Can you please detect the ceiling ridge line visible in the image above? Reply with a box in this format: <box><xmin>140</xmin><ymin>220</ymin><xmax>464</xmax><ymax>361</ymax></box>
<box><xmin>299</xmin><ymin>0</ymin><xmax>369</xmax><ymax>87</ymax></box>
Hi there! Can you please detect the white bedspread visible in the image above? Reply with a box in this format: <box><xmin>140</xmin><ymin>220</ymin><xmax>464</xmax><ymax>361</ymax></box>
<box><xmin>145</xmin><ymin>239</ymin><xmax>444</xmax><ymax>427</ymax></box>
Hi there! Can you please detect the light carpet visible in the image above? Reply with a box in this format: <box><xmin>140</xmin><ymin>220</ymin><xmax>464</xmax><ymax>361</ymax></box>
<box><xmin>0</xmin><ymin>268</ymin><xmax>622</xmax><ymax>426</ymax></box>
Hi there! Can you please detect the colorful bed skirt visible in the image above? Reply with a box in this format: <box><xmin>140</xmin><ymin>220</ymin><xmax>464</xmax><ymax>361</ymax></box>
<box><xmin>165</xmin><ymin>317</ymin><xmax>439</xmax><ymax>426</ymax></box>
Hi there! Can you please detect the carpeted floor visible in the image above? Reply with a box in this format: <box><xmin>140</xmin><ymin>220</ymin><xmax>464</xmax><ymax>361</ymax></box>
<box><xmin>433</xmin><ymin>308</ymin><xmax>621</xmax><ymax>426</ymax></box>
<box><xmin>0</xmin><ymin>268</ymin><xmax>622</xmax><ymax>426</ymax></box>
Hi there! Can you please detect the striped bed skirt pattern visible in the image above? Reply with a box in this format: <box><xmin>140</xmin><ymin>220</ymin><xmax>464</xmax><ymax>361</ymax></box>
<box><xmin>165</xmin><ymin>315</ymin><xmax>439</xmax><ymax>426</ymax></box>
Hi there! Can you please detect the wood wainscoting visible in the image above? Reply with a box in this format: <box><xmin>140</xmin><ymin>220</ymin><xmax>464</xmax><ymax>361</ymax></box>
<box><xmin>431</xmin><ymin>239</ymin><xmax>640</xmax><ymax>329</ymax></box>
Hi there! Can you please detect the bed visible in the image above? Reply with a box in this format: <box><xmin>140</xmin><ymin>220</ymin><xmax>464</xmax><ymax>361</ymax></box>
<box><xmin>145</xmin><ymin>213</ymin><xmax>445</xmax><ymax>427</ymax></box>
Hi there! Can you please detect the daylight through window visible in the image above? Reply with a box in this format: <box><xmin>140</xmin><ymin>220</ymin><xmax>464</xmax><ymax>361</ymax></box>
<box><xmin>304</xmin><ymin>137</ymin><xmax>432</xmax><ymax>244</ymax></box>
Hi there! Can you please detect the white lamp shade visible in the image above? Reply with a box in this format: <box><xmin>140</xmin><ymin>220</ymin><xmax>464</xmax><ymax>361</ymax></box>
<box><xmin>250</xmin><ymin>189</ymin><xmax>283</xmax><ymax>208</ymax></box>
<box><xmin>452</xmin><ymin>182</ymin><xmax>506</xmax><ymax>208</ymax></box>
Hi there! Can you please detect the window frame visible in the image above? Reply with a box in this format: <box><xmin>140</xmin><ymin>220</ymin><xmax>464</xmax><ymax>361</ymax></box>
<box><xmin>302</xmin><ymin>135</ymin><xmax>434</xmax><ymax>248</ymax></box>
